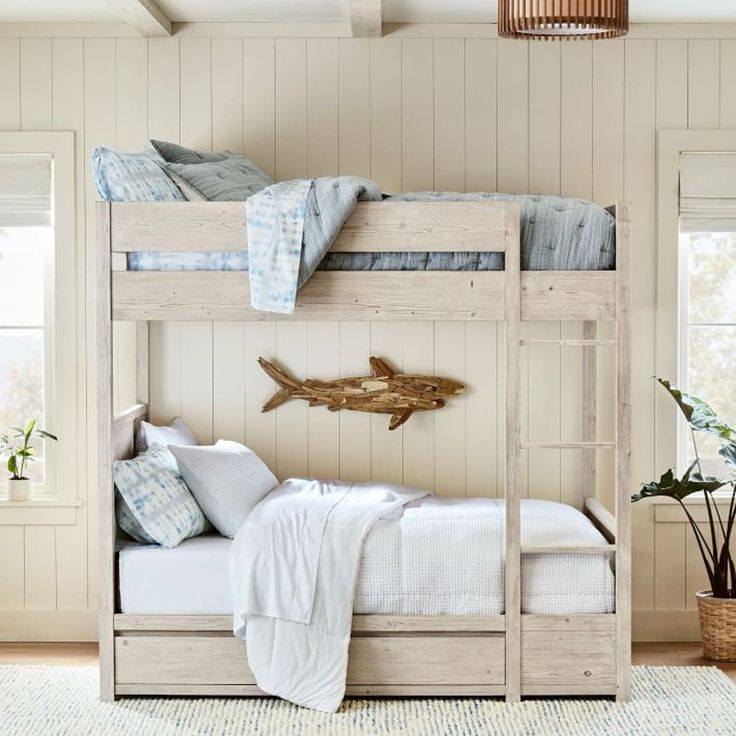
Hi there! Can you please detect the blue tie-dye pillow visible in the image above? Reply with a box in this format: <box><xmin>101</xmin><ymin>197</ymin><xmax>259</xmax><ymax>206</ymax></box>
<box><xmin>114</xmin><ymin>443</ymin><xmax>206</xmax><ymax>548</ymax></box>
<box><xmin>91</xmin><ymin>146</ymin><xmax>185</xmax><ymax>202</ymax></box>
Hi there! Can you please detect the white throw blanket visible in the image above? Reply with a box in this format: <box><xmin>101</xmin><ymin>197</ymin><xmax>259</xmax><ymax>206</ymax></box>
<box><xmin>230</xmin><ymin>478</ymin><xmax>428</xmax><ymax>712</ymax></box>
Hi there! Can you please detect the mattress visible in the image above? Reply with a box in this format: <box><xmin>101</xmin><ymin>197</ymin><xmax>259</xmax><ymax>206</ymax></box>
<box><xmin>127</xmin><ymin>193</ymin><xmax>616</xmax><ymax>273</ymax></box>
<box><xmin>119</xmin><ymin>498</ymin><xmax>615</xmax><ymax>616</ymax></box>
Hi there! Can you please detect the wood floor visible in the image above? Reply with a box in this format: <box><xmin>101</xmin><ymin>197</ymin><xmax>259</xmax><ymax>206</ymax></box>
<box><xmin>0</xmin><ymin>642</ymin><xmax>735</xmax><ymax>685</ymax></box>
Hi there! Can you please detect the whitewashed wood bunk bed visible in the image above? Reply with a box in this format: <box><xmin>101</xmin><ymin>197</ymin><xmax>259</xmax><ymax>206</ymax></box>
<box><xmin>97</xmin><ymin>199</ymin><xmax>631</xmax><ymax>703</ymax></box>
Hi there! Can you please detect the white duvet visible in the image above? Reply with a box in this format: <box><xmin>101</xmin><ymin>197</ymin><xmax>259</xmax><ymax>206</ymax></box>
<box><xmin>230</xmin><ymin>479</ymin><xmax>614</xmax><ymax>712</ymax></box>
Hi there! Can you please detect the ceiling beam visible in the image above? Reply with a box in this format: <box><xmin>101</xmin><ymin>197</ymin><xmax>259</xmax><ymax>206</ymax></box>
<box><xmin>349</xmin><ymin>0</ymin><xmax>382</xmax><ymax>37</ymax></box>
<box><xmin>107</xmin><ymin>0</ymin><xmax>172</xmax><ymax>37</ymax></box>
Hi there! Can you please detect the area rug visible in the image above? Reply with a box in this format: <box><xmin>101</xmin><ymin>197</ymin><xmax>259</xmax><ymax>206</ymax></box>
<box><xmin>1</xmin><ymin>665</ymin><xmax>734</xmax><ymax>736</ymax></box>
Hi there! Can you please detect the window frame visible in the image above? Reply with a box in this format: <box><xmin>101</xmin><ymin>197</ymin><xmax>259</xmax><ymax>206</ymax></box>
<box><xmin>0</xmin><ymin>132</ymin><xmax>76</xmax><ymax>508</ymax></box>
<box><xmin>657</xmin><ymin>130</ymin><xmax>736</xmax><ymax>496</ymax></box>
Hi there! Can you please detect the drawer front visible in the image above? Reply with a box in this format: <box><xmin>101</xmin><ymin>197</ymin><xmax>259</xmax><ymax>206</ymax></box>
<box><xmin>521</xmin><ymin>630</ymin><xmax>615</xmax><ymax>689</ymax></box>
<box><xmin>115</xmin><ymin>635</ymin><xmax>255</xmax><ymax>685</ymax></box>
<box><xmin>347</xmin><ymin>635</ymin><xmax>505</xmax><ymax>685</ymax></box>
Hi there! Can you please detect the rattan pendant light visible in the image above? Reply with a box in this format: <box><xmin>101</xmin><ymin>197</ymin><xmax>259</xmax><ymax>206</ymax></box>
<box><xmin>498</xmin><ymin>0</ymin><xmax>628</xmax><ymax>40</ymax></box>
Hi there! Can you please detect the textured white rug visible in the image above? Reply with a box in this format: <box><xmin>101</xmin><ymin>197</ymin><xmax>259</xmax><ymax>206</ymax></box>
<box><xmin>0</xmin><ymin>665</ymin><xmax>734</xmax><ymax>736</ymax></box>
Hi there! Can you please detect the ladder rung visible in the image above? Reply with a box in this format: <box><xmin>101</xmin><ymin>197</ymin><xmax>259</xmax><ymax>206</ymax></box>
<box><xmin>519</xmin><ymin>339</ymin><xmax>617</xmax><ymax>346</ymax></box>
<box><xmin>521</xmin><ymin>441</ymin><xmax>615</xmax><ymax>450</ymax></box>
<box><xmin>521</xmin><ymin>544</ymin><xmax>616</xmax><ymax>555</ymax></box>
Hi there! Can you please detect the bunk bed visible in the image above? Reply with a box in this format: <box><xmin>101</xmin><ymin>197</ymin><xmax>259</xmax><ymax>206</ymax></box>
<box><xmin>97</xmin><ymin>198</ymin><xmax>631</xmax><ymax>704</ymax></box>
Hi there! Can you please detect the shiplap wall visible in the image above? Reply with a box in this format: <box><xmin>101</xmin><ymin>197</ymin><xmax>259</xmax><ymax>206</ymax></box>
<box><xmin>0</xmin><ymin>25</ymin><xmax>732</xmax><ymax>641</ymax></box>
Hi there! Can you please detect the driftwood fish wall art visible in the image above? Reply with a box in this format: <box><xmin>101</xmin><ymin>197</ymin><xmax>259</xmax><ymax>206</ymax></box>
<box><xmin>259</xmin><ymin>356</ymin><xmax>465</xmax><ymax>430</ymax></box>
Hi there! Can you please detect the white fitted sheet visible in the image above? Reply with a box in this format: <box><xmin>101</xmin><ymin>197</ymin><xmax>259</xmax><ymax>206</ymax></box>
<box><xmin>119</xmin><ymin>498</ymin><xmax>615</xmax><ymax>616</ymax></box>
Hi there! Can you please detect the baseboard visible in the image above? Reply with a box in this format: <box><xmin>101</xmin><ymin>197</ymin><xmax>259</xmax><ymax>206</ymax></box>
<box><xmin>633</xmin><ymin>610</ymin><xmax>702</xmax><ymax>642</ymax></box>
<box><xmin>0</xmin><ymin>608</ymin><xmax>701</xmax><ymax>644</ymax></box>
<box><xmin>0</xmin><ymin>610</ymin><xmax>97</xmax><ymax>642</ymax></box>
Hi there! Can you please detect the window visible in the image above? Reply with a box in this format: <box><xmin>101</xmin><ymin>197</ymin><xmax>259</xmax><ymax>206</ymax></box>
<box><xmin>0</xmin><ymin>226</ymin><xmax>53</xmax><ymax>483</ymax></box>
<box><xmin>0</xmin><ymin>136</ymin><xmax>74</xmax><ymax>505</ymax></box>
<box><xmin>679</xmin><ymin>152</ymin><xmax>736</xmax><ymax>477</ymax></box>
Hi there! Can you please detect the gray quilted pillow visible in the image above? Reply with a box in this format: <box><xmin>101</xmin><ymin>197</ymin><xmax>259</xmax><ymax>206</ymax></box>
<box><xmin>162</xmin><ymin>158</ymin><xmax>274</xmax><ymax>201</ymax></box>
<box><xmin>149</xmin><ymin>139</ymin><xmax>239</xmax><ymax>164</ymax></box>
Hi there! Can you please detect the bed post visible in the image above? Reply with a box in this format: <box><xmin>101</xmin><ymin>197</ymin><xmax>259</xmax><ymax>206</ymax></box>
<box><xmin>614</xmin><ymin>202</ymin><xmax>632</xmax><ymax>701</ymax></box>
<box><xmin>97</xmin><ymin>201</ymin><xmax>115</xmax><ymax>702</ymax></box>
<box><xmin>136</xmin><ymin>322</ymin><xmax>149</xmax><ymax>405</ymax></box>
<box><xmin>504</xmin><ymin>202</ymin><xmax>522</xmax><ymax>703</ymax></box>
<box><xmin>582</xmin><ymin>321</ymin><xmax>597</xmax><ymax>499</ymax></box>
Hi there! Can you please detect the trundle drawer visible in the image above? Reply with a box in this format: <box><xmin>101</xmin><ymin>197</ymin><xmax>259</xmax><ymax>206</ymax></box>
<box><xmin>347</xmin><ymin>635</ymin><xmax>505</xmax><ymax>685</ymax></box>
<box><xmin>115</xmin><ymin>635</ymin><xmax>255</xmax><ymax>685</ymax></box>
<box><xmin>521</xmin><ymin>630</ymin><xmax>616</xmax><ymax>694</ymax></box>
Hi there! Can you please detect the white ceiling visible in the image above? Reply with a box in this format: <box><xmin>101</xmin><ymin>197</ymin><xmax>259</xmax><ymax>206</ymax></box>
<box><xmin>2</xmin><ymin>0</ymin><xmax>736</xmax><ymax>24</ymax></box>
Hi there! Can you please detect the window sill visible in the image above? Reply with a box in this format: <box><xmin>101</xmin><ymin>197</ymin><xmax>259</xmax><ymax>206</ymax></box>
<box><xmin>653</xmin><ymin>495</ymin><xmax>734</xmax><ymax>523</ymax></box>
<box><xmin>0</xmin><ymin>497</ymin><xmax>83</xmax><ymax>525</ymax></box>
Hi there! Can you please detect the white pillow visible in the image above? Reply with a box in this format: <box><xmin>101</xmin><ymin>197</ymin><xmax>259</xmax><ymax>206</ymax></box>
<box><xmin>135</xmin><ymin>417</ymin><xmax>197</xmax><ymax>454</ymax></box>
<box><xmin>168</xmin><ymin>440</ymin><xmax>278</xmax><ymax>538</ymax></box>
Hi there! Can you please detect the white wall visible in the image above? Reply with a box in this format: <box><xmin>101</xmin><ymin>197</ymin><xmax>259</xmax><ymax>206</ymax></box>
<box><xmin>0</xmin><ymin>23</ymin><xmax>732</xmax><ymax>641</ymax></box>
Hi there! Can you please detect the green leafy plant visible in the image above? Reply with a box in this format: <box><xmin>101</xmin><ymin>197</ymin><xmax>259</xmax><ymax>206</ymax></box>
<box><xmin>632</xmin><ymin>379</ymin><xmax>736</xmax><ymax>598</ymax></box>
<box><xmin>0</xmin><ymin>420</ymin><xmax>57</xmax><ymax>481</ymax></box>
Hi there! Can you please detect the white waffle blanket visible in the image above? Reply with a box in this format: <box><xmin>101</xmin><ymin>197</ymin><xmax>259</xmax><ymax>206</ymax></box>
<box><xmin>355</xmin><ymin>495</ymin><xmax>615</xmax><ymax>616</ymax></box>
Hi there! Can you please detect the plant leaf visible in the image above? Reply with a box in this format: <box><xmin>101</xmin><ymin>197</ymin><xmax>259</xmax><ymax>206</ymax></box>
<box><xmin>23</xmin><ymin>419</ymin><xmax>36</xmax><ymax>439</ymax></box>
<box><xmin>7</xmin><ymin>455</ymin><xmax>16</xmax><ymax>476</ymax></box>
<box><xmin>657</xmin><ymin>378</ymin><xmax>735</xmax><ymax>439</ymax></box>
<box><xmin>35</xmin><ymin>430</ymin><xmax>57</xmax><ymax>441</ymax></box>
<box><xmin>631</xmin><ymin>461</ymin><xmax>726</xmax><ymax>502</ymax></box>
<box><xmin>719</xmin><ymin>442</ymin><xmax>736</xmax><ymax>469</ymax></box>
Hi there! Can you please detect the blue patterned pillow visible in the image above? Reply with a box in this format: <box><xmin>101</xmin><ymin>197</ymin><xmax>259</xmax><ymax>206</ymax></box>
<box><xmin>91</xmin><ymin>146</ymin><xmax>185</xmax><ymax>202</ymax></box>
<box><xmin>114</xmin><ymin>443</ymin><xmax>206</xmax><ymax>548</ymax></box>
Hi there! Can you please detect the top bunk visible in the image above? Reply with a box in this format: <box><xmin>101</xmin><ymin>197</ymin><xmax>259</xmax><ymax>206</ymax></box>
<box><xmin>100</xmin><ymin>198</ymin><xmax>630</xmax><ymax>322</ymax></box>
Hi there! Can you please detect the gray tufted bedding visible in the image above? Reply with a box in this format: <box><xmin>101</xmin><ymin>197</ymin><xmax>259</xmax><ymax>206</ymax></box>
<box><xmin>126</xmin><ymin>192</ymin><xmax>616</xmax><ymax>273</ymax></box>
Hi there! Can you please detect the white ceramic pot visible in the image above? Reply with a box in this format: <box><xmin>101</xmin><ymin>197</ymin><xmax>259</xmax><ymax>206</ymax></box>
<box><xmin>7</xmin><ymin>478</ymin><xmax>31</xmax><ymax>502</ymax></box>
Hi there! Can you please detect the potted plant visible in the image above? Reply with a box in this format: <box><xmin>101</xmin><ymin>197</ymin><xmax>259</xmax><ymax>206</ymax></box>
<box><xmin>1</xmin><ymin>420</ymin><xmax>57</xmax><ymax>502</ymax></box>
<box><xmin>632</xmin><ymin>378</ymin><xmax>736</xmax><ymax>660</ymax></box>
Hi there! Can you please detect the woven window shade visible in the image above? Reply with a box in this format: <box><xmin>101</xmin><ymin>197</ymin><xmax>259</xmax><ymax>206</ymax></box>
<box><xmin>0</xmin><ymin>154</ymin><xmax>53</xmax><ymax>227</ymax></box>
<box><xmin>680</xmin><ymin>153</ymin><xmax>736</xmax><ymax>233</ymax></box>
<box><xmin>498</xmin><ymin>0</ymin><xmax>628</xmax><ymax>40</ymax></box>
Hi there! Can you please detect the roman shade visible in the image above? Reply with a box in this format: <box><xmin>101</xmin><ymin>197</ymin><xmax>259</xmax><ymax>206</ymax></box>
<box><xmin>0</xmin><ymin>154</ymin><xmax>52</xmax><ymax>226</ymax></box>
<box><xmin>680</xmin><ymin>152</ymin><xmax>736</xmax><ymax>232</ymax></box>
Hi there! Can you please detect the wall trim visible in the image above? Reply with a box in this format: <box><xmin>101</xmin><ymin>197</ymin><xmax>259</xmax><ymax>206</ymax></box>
<box><xmin>1</xmin><ymin>21</ymin><xmax>736</xmax><ymax>39</ymax></box>
<box><xmin>0</xmin><ymin>610</ymin><xmax>97</xmax><ymax>642</ymax></box>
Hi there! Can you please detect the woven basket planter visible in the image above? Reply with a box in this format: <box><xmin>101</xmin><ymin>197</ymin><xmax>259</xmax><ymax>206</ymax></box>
<box><xmin>697</xmin><ymin>591</ymin><xmax>736</xmax><ymax>661</ymax></box>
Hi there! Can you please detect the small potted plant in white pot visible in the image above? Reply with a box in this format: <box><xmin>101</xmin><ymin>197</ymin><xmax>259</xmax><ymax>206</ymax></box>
<box><xmin>1</xmin><ymin>420</ymin><xmax>57</xmax><ymax>502</ymax></box>
<box><xmin>632</xmin><ymin>379</ymin><xmax>736</xmax><ymax>661</ymax></box>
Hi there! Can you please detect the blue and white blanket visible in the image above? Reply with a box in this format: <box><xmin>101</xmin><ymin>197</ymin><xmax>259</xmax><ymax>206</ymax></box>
<box><xmin>246</xmin><ymin>176</ymin><xmax>382</xmax><ymax>313</ymax></box>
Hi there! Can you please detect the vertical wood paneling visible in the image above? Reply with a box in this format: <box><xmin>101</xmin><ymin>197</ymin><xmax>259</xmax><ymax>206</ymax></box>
<box><xmin>465</xmin><ymin>39</ymin><xmax>496</xmax><ymax>193</ymax></box>
<box><xmin>0</xmin><ymin>527</ymin><xmax>24</xmax><ymax>609</ymax></box>
<box><xmin>243</xmin><ymin>323</ymin><xmax>277</xmax><ymax>471</ymax></box>
<box><xmin>307</xmin><ymin>39</ymin><xmax>338</xmax><ymax>178</ymax></box>
<box><xmin>212</xmin><ymin>37</ymin><xmax>243</xmax><ymax>152</ymax></box>
<box><xmin>688</xmin><ymin>39</ymin><xmax>720</xmax><ymax>129</ymax></box>
<box><xmin>369</xmin><ymin>323</ymin><xmax>404</xmax><ymax>485</ymax></box>
<box><xmin>147</xmin><ymin>37</ymin><xmax>180</xmax><ymax>143</ymax></box>
<box><xmin>433</xmin><ymin>322</ymin><xmax>466</xmax><ymax>496</ymax></box>
<box><xmin>401</xmin><ymin>39</ymin><xmax>433</xmax><ymax>191</ymax></box>
<box><xmin>497</xmin><ymin>40</ymin><xmax>528</xmax><ymax>193</ymax></box>
<box><xmin>339</xmin><ymin>322</ymin><xmax>371</xmax><ymax>481</ymax></box>
<box><xmin>24</xmin><ymin>527</ymin><xmax>56</xmax><ymax>610</ymax></box>
<box><xmin>243</xmin><ymin>38</ymin><xmax>275</xmax><ymax>177</ymax></box>
<box><xmin>20</xmin><ymin>38</ymin><xmax>52</xmax><ymax>130</ymax></box>
<box><xmin>180</xmin><ymin>38</ymin><xmax>211</xmax><ymax>149</ymax></box>
<box><xmin>275</xmin><ymin>322</ymin><xmax>308</xmax><ymax>479</ymax></box>
<box><xmin>402</xmin><ymin>322</ymin><xmax>435</xmax><ymax>491</ymax></box>
<box><xmin>625</xmin><ymin>39</ymin><xmax>657</xmax><ymax>613</ymax></box>
<box><xmin>338</xmin><ymin>39</ymin><xmax>370</xmax><ymax>178</ymax></box>
<box><xmin>213</xmin><ymin>323</ymin><xmax>246</xmax><ymax>443</ymax></box>
<box><xmin>307</xmin><ymin>322</ymin><xmax>340</xmax><ymax>479</ymax></box>
<box><xmin>52</xmin><ymin>37</ymin><xmax>88</xmax><ymax>611</ymax></box>
<box><xmin>433</xmin><ymin>39</ymin><xmax>465</xmax><ymax>192</ymax></box>
<box><xmin>274</xmin><ymin>38</ymin><xmax>307</xmax><ymax>181</ymax></box>
<box><xmin>4</xmin><ymin>29</ymin><xmax>733</xmax><ymax>639</ymax></box>
<box><xmin>370</xmin><ymin>38</ymin><xmax>402</xmax><ymax>192</ymax></box>
<box><xmin>0</xmin><ymin>39</ymin><xmax>20</xmax><ymax>130</ymax></box>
